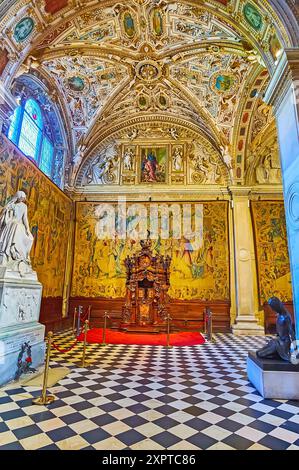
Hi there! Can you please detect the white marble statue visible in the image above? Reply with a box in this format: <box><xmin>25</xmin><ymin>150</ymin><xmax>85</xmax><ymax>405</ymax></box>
<box><xmin>0</xmin><ymin>191</ymin><xmax>33</xmax><ymax>268</ymax></box>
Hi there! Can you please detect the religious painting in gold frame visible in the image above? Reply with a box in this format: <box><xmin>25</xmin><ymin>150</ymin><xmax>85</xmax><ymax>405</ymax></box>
<box><xmin>139</xmin><ymin>146</ymin><xmax>168</xmax><ymax>184</ymax></box>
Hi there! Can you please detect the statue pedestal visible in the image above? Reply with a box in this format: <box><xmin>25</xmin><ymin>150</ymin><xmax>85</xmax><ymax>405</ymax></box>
<box><xmin>0</xmin><ymin>267</ymin><xmax>45</xmax><ymax>386</ymax></box>
<box><xmin>247</xmin><ymin>351</ymin><xmax>299</xmax><ymax>400</ymax></box>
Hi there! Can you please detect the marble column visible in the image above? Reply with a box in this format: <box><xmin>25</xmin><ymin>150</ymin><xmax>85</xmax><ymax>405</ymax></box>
<box><xmin>265</xmin><ymin>49</ymin><xmax>299</xmax><ymax>339</ymax></box>
<box><xmin>231</xmin><ymin>189</ymin><xmax>264</xmax><ymax>335</ymax></box>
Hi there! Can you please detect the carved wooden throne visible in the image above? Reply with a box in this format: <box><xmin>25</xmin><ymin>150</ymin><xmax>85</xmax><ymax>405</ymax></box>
<box><xmin>121</xmin><ymin>240</ymin><xmax>171</xmax><ymax>332</ymax></box>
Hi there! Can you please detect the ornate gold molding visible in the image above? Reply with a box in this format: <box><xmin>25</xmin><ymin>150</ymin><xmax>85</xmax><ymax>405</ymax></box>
<box><xmin>264</xmin><ymin>48</ymin><xmax>299</xmax><ymax>112</ymax></box>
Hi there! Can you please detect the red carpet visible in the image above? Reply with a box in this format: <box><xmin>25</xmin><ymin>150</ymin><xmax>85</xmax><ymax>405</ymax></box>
<box><xmin>78</xmin><ymin>329</ymin><xmax>205</xmax><ymax>346</ymax></box>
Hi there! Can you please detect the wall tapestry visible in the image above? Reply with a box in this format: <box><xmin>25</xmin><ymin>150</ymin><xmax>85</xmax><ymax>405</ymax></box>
<box><xmin>251</xmin><ymin>201</ymin><xmax>292</xmax><ymax>305</ymax></box>
<box><xmin>0</xmin><ymin>136</ymin><xmax>72</xmax><ymax>298</ymax></box>
<box><xmin>72</xmin><ymin>201</ymin><xmax>230</xmax><ymax>301</ymax></box>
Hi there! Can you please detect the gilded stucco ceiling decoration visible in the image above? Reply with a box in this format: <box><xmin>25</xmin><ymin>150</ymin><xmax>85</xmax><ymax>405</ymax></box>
<box><xmin>34</xmin><ymin>0</ymin><xmax>261</xmax><ymax>171</ymax></box>
<box><xmin>231</xmin><ymin>66</ymin><xmax>270</xmax><ymax>183</ymax></box>
<box><xmin>41</xmin><ymin>56</ymin><xmax>129</xmax><ymax>144</ymax></box>
<box><xmin>170</xmin><ymin>52</ymin><xmax>252</xmax><ymax>143</ymax></box>
<box><xmin>0</xmin><ymin>0</ymin><xmax>297</xmax><ymax>189</ymax></box>
<box><xmin>75</xmin><ymin>121</ymin><xmax>229</xmax><ymax>188</ymax></box>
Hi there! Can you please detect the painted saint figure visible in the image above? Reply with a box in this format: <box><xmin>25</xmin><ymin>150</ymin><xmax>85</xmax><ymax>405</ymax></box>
<box><xmin>123</xmin><ymin>11</ymin><xmax>135</xmax><ymax>38</ymax></box>
<box><xmin>152</xmin><ymin>8</ymin><xmax>163</xmax><ymax>36</ymax></box>
<box><xmin>142</xmin><ymin>152</ymin><xmax>158</xmax><ymax>182</ymax></box>
<box><xmin>0</xmin><ymin>191</ymin><xmax>34</xmax><ymax>266</ymax></box>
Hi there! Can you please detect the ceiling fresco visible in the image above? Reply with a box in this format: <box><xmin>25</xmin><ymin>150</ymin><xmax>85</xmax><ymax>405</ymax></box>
<box><xmin>0</xmin><ymin>0</ymin><xmax>298</xmax><ymax>188</ymax></box>
<box><xmin>42</xmin><ymin>56</ymin><xmax>129</xmax><ymax>138</ymax></box>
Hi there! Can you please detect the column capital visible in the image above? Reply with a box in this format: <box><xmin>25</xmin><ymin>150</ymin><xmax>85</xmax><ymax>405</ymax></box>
<box><xmin>264</xmin><ymin>48</ymin><xmax>299</xmax><ymax>112</ymax></box>
<box><xmin>228</xmin><ymin>186</ymin><xmax>252</xmax><ymax>199</ymax></box>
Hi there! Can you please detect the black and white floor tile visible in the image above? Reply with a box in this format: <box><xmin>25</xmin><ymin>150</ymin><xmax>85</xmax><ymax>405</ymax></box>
<box><xmin>0</xmin><ymin>332</ymin><xmax>299</xmax><ymax>450</ymax></box>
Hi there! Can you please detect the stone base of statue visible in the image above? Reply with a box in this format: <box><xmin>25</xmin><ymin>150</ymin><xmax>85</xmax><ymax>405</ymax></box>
<box><xmin>0</xmin><ymin>267</ymin><xmax>45</xmax><ymax>387</ymax></box>
<box><xmin>247</xmin><ymin>351</ymin><xmax>299</xmax><ymax>400</ymax></box>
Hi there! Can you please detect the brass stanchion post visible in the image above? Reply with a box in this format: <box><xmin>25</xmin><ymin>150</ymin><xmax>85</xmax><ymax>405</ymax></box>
<box><xmin>165</xmin><ymin>314</ymin><xmax>173</xmax><ymax>349</ymax></box>
<box><xmin>73</xmin><ymin>307</ymin><xmax>77</xmax><ymax>335</ymax></box>
<box><xmin>33</xmin><ymin>332</ymin><xmax>55</xmax><ymax>405</ymax></box>
<box><xmin>81</xmin><ymin>320</ymin><xmax>89</xmax><ymax>367</ymax></box>
<box><xmin>210</xmin><ymin>313</ymin><xmax>216</xmax><ymax>343</ymax></box>
<box><xmin>206</xmin><ymin>308</ymin><xmax>215</xmax><ymax>343</ymax></box>
<box><xmin>87</xmin><ymin>305</ymin><xmax>92</xmax><ymax>328</ymax></box>
<box><xmin>100</xmin><ymin>311</ymin><xmax>109</xmax><ymax>346</ymax></box>
<box><xmin>77</xmin><ymin>305</ymin><xmax>82</xmax><ymax>337</ymax></box>
<box><xmin>204</xmin><ymin>308</ymin><xmax>207</xmax><ymax>334</ymax></box>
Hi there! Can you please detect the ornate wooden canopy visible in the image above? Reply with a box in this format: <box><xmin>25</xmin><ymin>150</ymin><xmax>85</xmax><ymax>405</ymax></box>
<box><xmin>121</xmin><ymin>239</ymin><xmax>171</xmax><ymax>331</ymax></box>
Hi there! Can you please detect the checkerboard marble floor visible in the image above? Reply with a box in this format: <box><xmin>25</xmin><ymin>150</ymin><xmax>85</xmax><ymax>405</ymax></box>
<box><xmin>1</xmin><ymin>331</ymin><xmax>299</xmax><ymax>450</ymax></box>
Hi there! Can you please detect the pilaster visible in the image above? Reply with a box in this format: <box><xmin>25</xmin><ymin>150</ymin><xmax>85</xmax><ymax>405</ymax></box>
<box><xmin>230</xmin><ymin>188</ymin><xmax>264</xmax><ymax>336</ymax></box>
<box><xmin>265</xmin><ymin>48</ymin><xmax>299</xmax><ymax>339</ymax></box>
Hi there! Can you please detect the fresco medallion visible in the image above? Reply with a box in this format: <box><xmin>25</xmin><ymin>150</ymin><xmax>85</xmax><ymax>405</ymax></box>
<box><xmin>243</xmin><ymin>3</ymin><xmax>263</xmax><ymax>31</ymax></box>
<box><xmin>14</xmin><ymin>17</ymin><xmax>35</xmax><ymax>43</ymax></box>
<box><xmin>66</xmin><ymin>76</ymin><xmax>86</xmax><ymax>93</ymax></box>
<box><xmin>210</xmin><ymin>72</ymin><xmax>236</xmax><ymax>94</ymax></box>
<box><xmin>123</xmin><ymin>11</ymin><xmax>136</xmax><ymax>38</ymax></box>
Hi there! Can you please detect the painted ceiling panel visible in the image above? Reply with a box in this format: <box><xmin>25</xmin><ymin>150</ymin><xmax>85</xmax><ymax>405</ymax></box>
<box><xmin>45</xmin><ymin>0</ymin><xmax>69</xmax><ymax>15</ymax></box>
<box><xmin>42</xmin><ymin>56</ymin><xmax>129</xmax><ymax>141</ymax></box>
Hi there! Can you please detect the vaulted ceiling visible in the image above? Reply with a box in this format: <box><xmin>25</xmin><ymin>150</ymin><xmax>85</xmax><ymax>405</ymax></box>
<box><xmin>0</xmin><ymin>0</ymin><xmax>298</xmax><ymax>187</ymax></box>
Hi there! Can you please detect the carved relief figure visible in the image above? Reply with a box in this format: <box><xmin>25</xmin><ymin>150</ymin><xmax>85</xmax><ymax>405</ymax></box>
<box><xmin>191</xmin><ymin>142</ymin><xmax>221</xmax><ymax>184</ymax></box>
<box><xmin>221</xmin><ymin>145</ymin><xmax>234</xmax><ymax>182</ymax></box>
<box><xmin>127</xmin><ymin>128</ymin><xmax>138</xmax><ymax>140</ymax></box>
<box><xmin>86</xmin><ymin>145</ymin><xmax>119</xmax><ymax>184</ymax></box>
<box><xmin>123</xmin><ymin>148</ymin><xmax>135</xmax><ymax>171</ymax></box>
<box><xmin>172</xmin><ymin>147</ymin><xmax>183</xmax><ymax>172</ymax></box>
<box><xmin>0</xmin><ymin>191</ymin><xmax>34</xmax><ymax>268</ymax></box>
<box><xmin>169</xmin><ymin>127</ymin><xmax>179</xmax><ymax>140</ymax></box>
<box><xmin>255</xmin><ymin>154</ymin><xmax>281</xmax><ymax>184</ymax></box>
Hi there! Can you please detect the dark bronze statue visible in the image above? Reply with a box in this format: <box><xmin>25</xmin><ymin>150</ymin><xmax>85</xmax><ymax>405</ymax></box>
<box><xmin>257</xmin><ymin>297</ymin><xmax>295</xmax><ymax>362</ymax></box>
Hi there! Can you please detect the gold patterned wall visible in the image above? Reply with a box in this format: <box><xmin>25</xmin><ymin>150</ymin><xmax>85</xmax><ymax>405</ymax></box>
<box><xmin>251</xmin><ymin>201</ymin><xmax>292</xmax><ymax>305</ymax></box>
<box><xmin>0</xmin><ymin>136</ymin><xmax>72</xmax><ymax>298</ymax></box>
<box><xmin>72</xmin><ymin>201</ymin><xmax>229</xmax><ymax>301</ymax></box>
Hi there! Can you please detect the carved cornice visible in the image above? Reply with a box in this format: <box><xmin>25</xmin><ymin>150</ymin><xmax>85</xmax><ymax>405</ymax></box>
<box><xmin>264</xmin><ymin>48</ymin><xmax>299</xmax><ymax>112</ymax></box>
<box><xmin>229</xmin><ymin>185</ymin><xmax>283</xmax><ymax>198</ymax></box>
<box><xmin>66</xmin><ymin>184</ymin><xmax>284</xmax><ymax>202</ymax></box>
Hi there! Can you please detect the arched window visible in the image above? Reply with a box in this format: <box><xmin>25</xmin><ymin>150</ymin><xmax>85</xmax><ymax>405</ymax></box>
<box><xmin>8</xmin><ymin>98</ymin><xmax>55</xmax><ymax>178</ymax></box>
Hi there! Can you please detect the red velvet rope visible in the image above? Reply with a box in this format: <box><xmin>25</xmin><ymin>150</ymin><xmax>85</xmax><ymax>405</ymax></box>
<box><xmin>51</xmin><ymin>337</ymin><xmax>80</xmax><ymax>354</ymax></box>
<box><xmin>80</xmin><ymin>310</ymin><xmax>89</xmax><ymax>322</ymax></box>
<box><xmin>51</xmin><ymin>323</ymin><xmax>86</xmax><ymax>354</ymax></box>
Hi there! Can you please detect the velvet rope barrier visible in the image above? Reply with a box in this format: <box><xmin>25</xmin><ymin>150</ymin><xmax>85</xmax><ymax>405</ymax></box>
<box><xmin>52</xmin><ymin>323</ymin><xmax>85</xmax><ymax>354</ymax></box>
<box><xmin>51</xmin><ymin>338</ymin><xmax>80</xmax><ymax>354</ymax></box>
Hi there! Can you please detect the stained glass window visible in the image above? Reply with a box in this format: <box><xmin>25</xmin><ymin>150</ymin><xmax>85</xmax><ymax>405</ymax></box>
<box><xmin>19</xmin><ymin>111</ymin><xmax>40</xmax><ymax>159</ymax></box>
<box><xmin>8</xmin><ymin>106</ymin><xmax>23</xmax><ymax>144</ymax></box>
<box><xmin>8</xmin><ymin>98</ymin><xmax>55</xmax><ymax>179</ymax></box>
